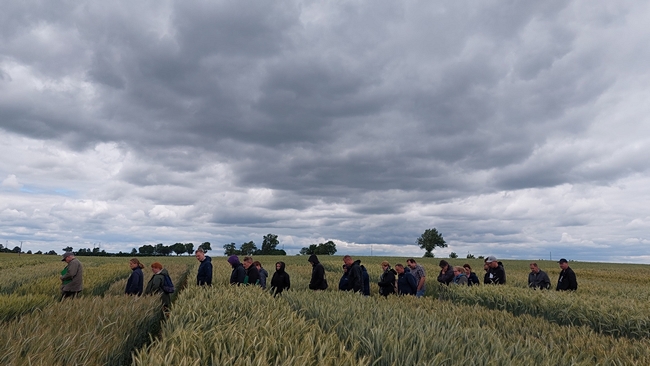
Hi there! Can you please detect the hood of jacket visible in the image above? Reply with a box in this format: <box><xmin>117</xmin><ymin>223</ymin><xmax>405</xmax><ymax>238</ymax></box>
<box><xmin>276</xmin><ymin>261</ymin><xmax>286</xmax><ymax>273</ymax></box>
<box><xmin>228</xmin><ymin>255</ymin><xmax>240</xmax><ymax>267</ymax></box>
<box><xmin>308</xmin><ymin>254</ymin><xmax>320</xmax><ymax>265</ymax></box>
<box><xmin>157</xmin><ymin>268</ymin><xmax>170</xmax><ymax>277</ymax></box>
<box><xmin>202</xmin><ymin>256</ymin><xmax>212</xmax><ymax>263</ymax></box>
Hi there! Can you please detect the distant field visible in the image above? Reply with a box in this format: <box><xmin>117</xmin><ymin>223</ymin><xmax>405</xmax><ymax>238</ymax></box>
<box><xmin>2</xmin><ymin>252</ymin><xmax>650</xmax><ymax>365</ymax></box>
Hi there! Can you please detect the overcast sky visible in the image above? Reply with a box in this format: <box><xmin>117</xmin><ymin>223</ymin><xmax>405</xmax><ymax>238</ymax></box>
<box><xmin>1</xmin><ymin>0</ymin><xmax>650</xmax><ymax>262</ymax></box>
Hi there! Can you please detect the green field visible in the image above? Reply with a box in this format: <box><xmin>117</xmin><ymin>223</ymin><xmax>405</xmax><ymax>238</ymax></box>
<box><xmin>2</xmin><ymin>252</ymin><xmax>650</xmax><ymax>365</ymax></box>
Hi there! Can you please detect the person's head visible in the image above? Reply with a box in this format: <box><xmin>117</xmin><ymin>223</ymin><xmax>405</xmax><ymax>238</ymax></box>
<box><xmin>61</xmin><ymin>252</ymin><xmax>75</xmax><ymax>263</ymax></box>
<box><xmin>381</xmin><ymin>261</ymin><xmax>390</xmax><ymax>271</ymax></box>
<box><xmin>395</xmin><ymin>263</ymin><xmax>405</xmax><ymax>274</ymax></box>
<box><xmin>342</xmin><ymin>264</ymin><xmax>348</xmax><ymax>272</ymax></box>
<box><xmin>530</xmin><ymin>262</ymin><xmax>540</xmax><ymax>273</ymax></box>
<box><xmin>130</xmin><ymin>258</ymin><xmax>144</xmax><ymax>269</ymax></box>
<box><xmin>227</xmin><ymin>255</ymin><xmax>240</xmax><ymax>267</ymax></box>
<box><xmin>243</xmin><ymin>256</ymin><xmax>253</xmax><ymax>269</ymax></box>
<box><xmin>463</xmin><ymin>264</ymin><xmax>472</xmax><ymax>276</ymax></box>
<box><xmin>343</xmin><ymin>255</ymin><xmax>353</xmax><ymax>266</ymax></box>
<box><xmin>453</xmin><ymin>266</ymin><xmax>464</xmax><ymax>276</ymax></box>
<box><xmin>308</xmin><ymin>254</ymin><xmax>319</xmax><ymax>266</ymax></box>
<box><xmin>406</xmin><ymin>258</ymin><xmax>417</xmax><ymax>269</ymax></box>
<box><xmin>275</xmin><ymin>262</ymin><xmax>285</xmax><ymax>271</ymax></box>
<box><xmin>151</xmin><ymin>262</ymin><xmax>163</xmax><ymax>274</ymax></box>
<box><xmin>558</xmin><ymin>258</ymin><xmax>569</xmax><ymax>270</ymax></box>
<box><xmin>195</xmin><ymin>248</ymin><xmax>205</xmax><ymax>262</ymax></box>
<box><xmin>485</xmin><ymin>255</ymin><xmax>498</xmax><ymax>268</ymax></box>
<box><xmin>253</xmin><ymin>261</ymin><xmax>262</xmax><ymax>270</ymax></box>
<box><xmin>439</xmin><ymin>259</ymin><xmax>449</xmax><ymax>270</ymax></box>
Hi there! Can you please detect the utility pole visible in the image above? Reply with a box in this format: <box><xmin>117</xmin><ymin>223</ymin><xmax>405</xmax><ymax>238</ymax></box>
<box><xmin>19</xmin><ymin>241</ymin><xmax>23</xmax><ymax>256</ymax></box>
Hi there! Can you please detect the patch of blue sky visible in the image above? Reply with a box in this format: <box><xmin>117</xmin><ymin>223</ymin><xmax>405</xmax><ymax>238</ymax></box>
<box><xmin>19</xmin><ymin>185</ymin><xmax>76</xmax><ymax>196</ymax></box>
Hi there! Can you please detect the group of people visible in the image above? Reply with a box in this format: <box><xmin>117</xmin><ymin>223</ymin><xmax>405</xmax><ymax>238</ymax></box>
<box><xmin>58</xmin><ymin>249</ymin><xmax>579</xmax><ymax>307</ymax></box>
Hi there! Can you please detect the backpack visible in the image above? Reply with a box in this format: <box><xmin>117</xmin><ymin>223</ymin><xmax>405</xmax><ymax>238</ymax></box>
<box><xmin>162</xmin><ymin>274</ymin><xmax>175</xmax><ymax>293</ymax></box>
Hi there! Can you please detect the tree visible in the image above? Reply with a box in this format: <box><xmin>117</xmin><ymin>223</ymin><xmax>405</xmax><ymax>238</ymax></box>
<box><xmin>223</xmin><ymin>242</ymin><xmax>239</xmax><ymax>256</ymax></box>
<box><xmin>240</xmin><ymin>241</ymin><xmax>257</xmax><ymax>256</ymax></box>
<box><xmin>12</xmin><ymin>246</ymin><xmax>21</xmax><ymax>253</ymax></box>
<box><xmin>171</xmin><ymin>243</ymin><xmax>186</xmax><ymax>256</ymax></box>
<box><xmin>260</xmin><ymin>234</ymin><xmax>279</xmax><ymax>254</ymax></box>
<box><xmin>199</xmin><ymin>242</ymin><xmax>211</xmax><ymax>253</ymax></box>
<box><xmin>139</xmin><ymin>245</ymin><xmax>155</xmax><ymax>255</ymax></box>
<box><xmin>449</xmin><ymin>252</ymin><xmax>458</xmax><ymax>259</ymax></box>
<box><xmin>299</xmin><ymin>241</ymin><xmax>337</xmax><ymax>256</ymax></box>
<box><xmin>416</xmin><ymin>228</ymin><xmax>447</xmax><ymax>257</ymax></box>
<box><xmin>423</xmin><ymin>251</ymin><xmax>434</xmax><ymax>258</ymax></box>
<box><xmin>131</xmin><ymin>248</ymin><xmax>137</xmax><ymax>255</ymax></box>
<box><xmin>466</xmin><ymin>253</ymin><xmax>475</xmax><ymax>259</ymax></box>
<box><xmin>184</xmin><ymin>243</ymin><xmax>194</xmax><ymax>255</ymax></box>
<box><xmin>62</xmin><ymin>246</ymin><xmax>73</xmax><ymax>253</ymax></box>
<box><xmin>46</xmin><ymin>250</ymin><xmax>57</xmax><ymax>255</ymax></box>
<box><xmin>156</xmin><ymin>244</ymin><xmax>172</xmax><ymax>256</ymax></box>
<box><xmin>35</xmin><ymin>250</ymin><xmax>43</xmax><ymax>255</ymax></box>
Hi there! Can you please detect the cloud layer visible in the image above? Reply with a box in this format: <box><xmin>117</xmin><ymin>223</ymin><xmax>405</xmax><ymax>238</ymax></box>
<box><xmin>2</xmin><ymin>0</ymin><xmax>650</xmax><ymax>261</ymax></box>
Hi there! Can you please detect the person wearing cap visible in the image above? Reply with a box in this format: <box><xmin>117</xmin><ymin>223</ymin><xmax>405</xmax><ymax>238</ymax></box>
<box><xmin>484</xmin><ymin>255</ymin><xmax>506</xmax><ymax>284</ymax></box>
<box><xmin>228</xmin><ymin>255</ymin><xmax>246</xmax><ymax>285</ymax></box>
<box><xmin>556</xmin><ymin>258</ymin><xmax>578</xmax><ymax>291</ymax></box>
<box><xmin>60</xmin><ymin>252</ymin><xmax>83</xmax><ymax>300</ymax></box>
<box><xmin>308</xmin><ymin>254</ymin><xmax>328</xmax><ymax>290</ymax></box>
<box><xmin>528</xmin><ymin>262</ymin><xmax>551</xmax><ymax>290</ymax></box>
<box><xmin>406</xmin><ymin>258</ymin><xmax>426</xmax><ymax>297</ymax></box>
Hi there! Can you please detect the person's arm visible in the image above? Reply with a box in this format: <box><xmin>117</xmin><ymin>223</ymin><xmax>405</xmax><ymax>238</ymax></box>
<box><xmin>285</xmin><ymin>273</ymin><xmax>291</xmax><ymax>290</ymax></box>
<box><xmin>542</xmin><ymin>272</ymin><xmax>551</xmax><ymax>289</ymax></box>
<box><xmin>417</xmin><ymin>274</ymin><xmax>426</xmax><ymax>291</ymax></box>
<box><xmin>569</xmin><ymin>270</ymin><xmax>578</xmax><ymax>290</ymax></box>
<box><xmin>408</xmin><ymin>274</ymin><xmax>418</xmax><ymax>294</ymax></box>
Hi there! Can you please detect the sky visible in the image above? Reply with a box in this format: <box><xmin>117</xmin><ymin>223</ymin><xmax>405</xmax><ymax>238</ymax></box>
<box><xmin>1</xmin><ymin>0</ymin><xmax>650</xmax><ymax>262</ymax></box>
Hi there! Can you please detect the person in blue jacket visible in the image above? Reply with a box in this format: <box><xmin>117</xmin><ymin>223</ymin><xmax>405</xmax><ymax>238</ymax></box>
<box><xmin>338</xmin><ymin>264</ymin><xmax>350</xmax><ymax>291</ymax></box>
<box><xmin>195</xmin><ymin>248</ymin><xmax>212</xmax><ymax>286</ymax></box>
<box><xmin>125</xmin><ymin>258</ymin><xmax>144</xmax><ymax>296</ymax></box>
<box><xmin>395</xmin><ymin>263</ymin><xmax>417</xmax><ymax>296</ymax></box>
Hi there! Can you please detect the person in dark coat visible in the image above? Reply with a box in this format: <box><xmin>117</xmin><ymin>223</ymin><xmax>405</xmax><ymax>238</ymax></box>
<box><xmin>343</xmin><ymin>255</ymin><xmax>363</xmax><ymax>293</ymax></box>
<box><xmin>378</xmin><ymin>261</ymin><xmax>397</xmax><ymax>297</ymax></box>
<box><xmin>463</xmin><ymin>264</ymin><xmax>480</xmax><ymax>286</ymax></box>
<box><xmin>395</xmin><ymin>263</ymin><xmax>417</xmax><ymax>296</ymax></box>
<box><xmin>195</xmin><ymin>248</ymin><xmax>212</xmax><ymax>286</ymax></box>
<box><xmin>144</xmin><ymin>262</ymin><xmax>171</xmax><ymax>309</ymax></box>
<box><xmin>361</xmin><ymin>265</ymin><xmax>370</xmax><ymax>296</ymax></box>
<box><xmin>437</xmin><ymin>260</ymin><xmax>455</xmax><ymax>286</ymax></box>
<box><xmin>484</xmin><ymin>256</ymin><xmax>506</xmax><ymax>284</ymax></box>
<box><xmin>270</xmin><ymin>261</ymin><xmax>290</xmax><ymax>296</ymax></box>
<box><xmin>228</xmin><ymin>255</ymin><xmax>246</xmax><ymax>285</ymax></box>
<box><xmin>125</xmin><ymin>258</ymin><xmax>144</xmax><ymax>296</ymax></box>
<box><xmin>243</xmin><ymin>256</ymin><xmax>260</xmax><ymax>286</ymax></box>
<box><xmin>556</xmin><ymin>258</ymin><xmax>578</xmax><ymax>291</ymax></box>
<box><xmin>338</xmin><ymin>264</ymin><xmax>350</xmax><ymax>291</ymax></box>
<box><xmin>528</xmin><ymin>262</ymin><xmax>551</xmax><ymax>290</ymax></box>
<box><xmin>308</xmin><ymin>254</ymin><xmax>328</xmax><ymax>290</ymax></box>
<box><xmin>254</xmin><ymin>261</ymin><xmax>268</xmax><ymax>289</ymax></box>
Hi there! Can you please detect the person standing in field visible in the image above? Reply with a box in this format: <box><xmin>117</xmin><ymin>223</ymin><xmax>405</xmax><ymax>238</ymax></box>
<box><xmin>556</xmin><ymin>258</ymin><xmax>578</xmax><ymax>291</ymax></box>
<box><xmin>395</xmin><ymin>263</ymin><xmax>417</xmax><ymax>296</ymax></box>
<box><xmin>343</xmin><ymin>255</ymin><xmax>363</xmax><ymax>294</ymax></box>
<box><xmin>144</xmin><ymin>262</ymin><xmax>171</xmax><ymax>309</ymax></box>
<box><xmin>338</xmin><ymin>264</ymin><xmax>350</xmax><ymax>291</ymax></box>
<box><xmin>528</xmin><ymin>262</ymin><xmax>551</xmax><ymax>290</ymax></box>
<box><xmin>125</xmin><ymin>258</ymin><xmax>144</xmax><ymax>296</ymax></box>
<box><xmin>378</xmin><ymin>261</ymin><xmax>397</xmax><ymax>297</ymax></box>
<box><xmin>254</xmin><ymin>261</ymin><xmax>268</xmax><ymax>289</ymax></box>
<box><xmin>360</xmin><ymin>264</ymin><xmax>370</xmax><ymax>296</ymax></box>
<box><xmin>228</xmin><ymin>255</ymin><xmax>246</xmax><ymax>285</ymax></box>
<box><xmin>452</xmin><ymin>266</ymin><xmax>468</xmax><ymax>285</ymax></box>
<box><xmin>463</xmin><ymin>264</ymin><xmax>480</xmax><ymax>286</ymax></box>
<box><xmin>308</xmin><ymin>254</ymin><xmax>328</xmax><ymax>290</ymax></box>
<box><xmin>242</xmin><ymin>256</ymin><xmax>260</xmax><ymax>286</ymax></box>
<box><xmin>270</xmin><ymin>261</ymin><xmax>290</xmax><ymax>296</ymax></box>
<box><xmin>407</xmin><ymin>258</ymin><xmax>426</xmax><ymax>297</ymax></box>
<box><xmin>484</xmin><ymin>256</ymin><xmax>506</xmax><ymax>284</ymax></box>
<box><xmin>195</xmin><ymin>248</ymin><xmax>212</xmax><ymax>286</ymax></box>
<box><xmin>60</xmin><ymin>252</ymin><xmax>83</xmax><ymax>300</ymax></box>
<box><xmin>437</xmin><ymin>260</ymin><xmax>455</xmax><ymax>286</ymax></box>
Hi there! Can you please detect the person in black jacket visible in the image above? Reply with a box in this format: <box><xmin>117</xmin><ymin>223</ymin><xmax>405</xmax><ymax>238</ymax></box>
<box><xmin>395</xmin><ymin>263</ymin><xmax>417</xmax><ymax>296</ymax></box>
<box><xmin>270</xmin><ymin>261</ymin><xmax>290</xmax><ymax>296</ymax></box>
<box><xmin>338</xmin><ymin>264</ymin><xmax>350</xmax><ymax>291</ymax></box>
<box><xmin>308</xmin><ymin>254</ymin><xmax>328</xmax><ymax>290</ymax></box>
<box><xmin>378</xmin><ymin>261</ymin><xmax>397</xmax><ymax>297</ymax></box>
<box><xmin>556</xmin><ymin>258</ymin><xmax>578</xmax><ymax>291</ymax></box>
<box><xmin>360</xmin><ymin>265</ymin><xmax>370</xmax><ymax>296</ymax></box>
<box><xmin>243</xmin><ymin>256</ymin><xmax>260</xmax><ymax>286</ymax></box>
<box><xmin>463</xmin><ymin>263</ymin><xmax>480</xmax><ymax>286</ymax></box>
<box><xmin>484</xmin><ymin>256</ymin><xmax>506</xmax><ymax>284</ymax></box>
<box><xmin>528</xmin><ymin>262</ymin><xmax>551</xmax><ymax>289</ymax></box>
<box><xmin>195</xmin><ymin>248</ymin><xmax>212</xmax><ymax>286</ymax></box>
<box><xmin>125</xmin><ymin>258</ymin><xmax>144</xmax><ymax>296</ymax></box>
<box><xmin>343</xmin><ymin>255</ymin><xmax>363</xmax><ymax>293</ymax></box>
<box><xmin>437</xmin><ymin>260</ymin><xmax>454</xmax><ymax>286</ymax></box>
<box><xmin>228</xmin><ymin>255</ymin><xmax>246</xmax><ymax>285</ymax></box>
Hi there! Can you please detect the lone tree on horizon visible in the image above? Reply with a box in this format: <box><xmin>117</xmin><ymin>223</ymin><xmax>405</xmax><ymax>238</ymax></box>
<box><xmin>416</xmin><ymin>228</ymin><xmax>447</xmax><ymax>257</ymax></box>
